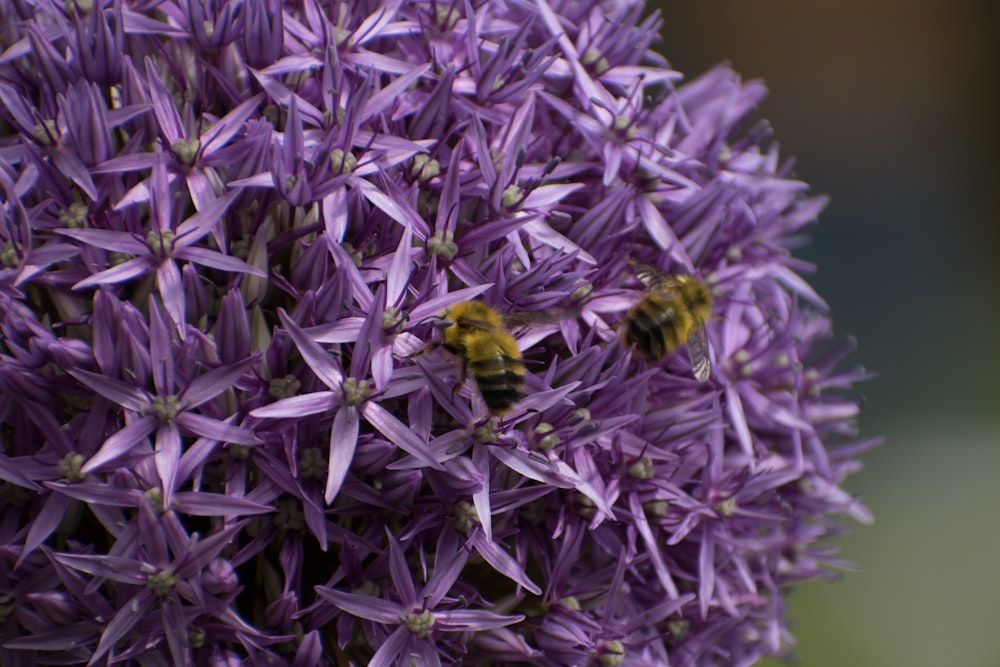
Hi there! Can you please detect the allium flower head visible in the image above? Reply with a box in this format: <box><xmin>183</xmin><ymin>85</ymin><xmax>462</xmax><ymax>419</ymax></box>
<box><xmin>0</xmin><ymin>0</ymin><xmax>879</xmax><ymax>665</ymax></box>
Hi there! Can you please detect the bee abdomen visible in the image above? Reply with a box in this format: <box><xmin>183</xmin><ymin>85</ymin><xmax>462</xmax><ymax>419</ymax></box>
<box><xmin>470</xmin><ymin>355</ymin><xmax>524</xmax><ymax>414</ymax></box>
<box><xmin>624</xmin><ymin>298</ymin><xmax>686</xmax><ymax>359</ymax></box>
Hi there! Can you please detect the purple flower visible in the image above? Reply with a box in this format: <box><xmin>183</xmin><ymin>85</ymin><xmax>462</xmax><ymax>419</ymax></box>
<box><xmin>0</xmin><ymin>1</ymin><xmax>879</xmax><ymax>665</ymax></box>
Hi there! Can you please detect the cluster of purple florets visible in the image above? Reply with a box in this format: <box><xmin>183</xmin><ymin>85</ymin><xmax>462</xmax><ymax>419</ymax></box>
<box><xmin>0</xmin><ymin>0</ymin><xmax>877</xmax><ymax>665</ymax></box>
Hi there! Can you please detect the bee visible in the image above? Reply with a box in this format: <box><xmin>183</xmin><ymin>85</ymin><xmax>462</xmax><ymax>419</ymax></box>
<box><xmin>408</xmin><ymin>301</ymin><xmax>525</xmax><ymax>415</ymax></box>
<box><xmin>410</xmin><ymin>300</ymin><xmax>578</xmax><ymax>415</ymax></box>
<box><xmin>621</xmin><ymin>262</ymin><xmax>713</xmax><ymax>382</ymax></box>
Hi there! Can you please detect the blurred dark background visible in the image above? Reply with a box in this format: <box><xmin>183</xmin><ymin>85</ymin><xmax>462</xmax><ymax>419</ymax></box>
<box><xmin>657</xmin><ymin>2</ymin><xmax>1000</xmax><ymax>666</ymax></box>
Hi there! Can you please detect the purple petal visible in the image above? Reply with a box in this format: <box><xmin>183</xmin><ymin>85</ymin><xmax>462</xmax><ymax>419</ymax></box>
<box><xmin>16</xmin><ymin>492</ymin><xmax>71</xmax><ymax>569</ymax></box>
<box><xmin>182</xmin><ymin>356</ymin><xmax>259</xmax><ymax>408</ymax></box>
<box><xmin>201</xmin><ymin>92</ymin><xmax>266</xmax><ymax>154</ymax></box>
<box><xmin>313</xmin><ymin>587</ymin><xmax>403</xmax><ymax>624</ymax></box>
<box><xmin>51</xmin><ymin>553</ymin><xmax>149</xmax><ymax>582</ymax></box>
<box><xmin>698</xmin><ymin>524</ymin><xmax>715</xmax><ymax>620</ymax></box>
<box><xmin>51</xmin><ymin>150</ymin><xmax>97</xmax><ymax>201</ymax></box>
<box><xmin>148</xmin><ymin>296</ymin><xmax>175</xmax><ymax>393</ymax></box>
<box><xmin>89</xmin><ymin>589</ymin><xmax>155</xmax><ymax>664</ymax></box>
<box><xmin>0</xmin><ymin>453</ymin><xmax>42</xmax><ymax>490</ymax></box>
<box><xmin>1</xmin><ymin>624</ymin><xmax>95</xmax><ymax>651</ymax></box>
<box><xmin>363</xmin><ymin>63</ymin><xmax>429</xmax><ymax>119</ymax></box>
<box><xmin>360</xmin><ymin>401</ymin><xmax>444</xmax><ymax>471</ymax></box>
<box><xmin>226</xmin><ymin>172</ymin><xmax>274</xmax><ymax>189</ymax></box>
<box><xmin>72</xmin><ymin>256</ymin><xmax>155</xmax><ymax>289</ymax></box>
<box><xmin>176</xmin><ymin>412</ymin><xmax>263</xmax><ymax>445</ymax></box>
<box><xmin>145</xmin><ymin>56</ymin><xmax>183</xmax><ymax>142</ymax></box>
<box><xmin>251</xmin><ymin>69</ymin><xmax>325</xmax><ymax>124</ymax></box>
<box><xmin>14</xmin><ymin>242</ymin><xmax>80</xmax><ymax>286</ymax></box>
<box><xmin>522</xmin><ymin>218</ymin><xmax>596</xmax><ymax>265</ymax></box>
<box><xmin>154</xmin><ymin>422</ymin><xmax>181</xmax><ymax>503</ymax></box>
<box><xmin>113</xmin><ymin>170</ymin><xmax>181</xmax><ymax>210</ymax></box>
<box><xmin>386</xmin><ymin>530</ymin><xmax>416</xmax><ymax>605</ymax></box>
<box><xmin>628</xmin><ymin>493</ymin><xmax>679</xmax><ymax>599</ymax></box>
<box><xmin>45</xmin><ymin>481</ymin><xmax>143</xmax><ymax>507</ymax></box>
<box><xmin>162</xmin><ymin>593</ymin><xmax>189</xmax><ymax>665</ymax></box>
<box><xmin>356</xmin><ymin>179</ymin><xmax>430</xmax><ymax>239</ymax></box>
<box><xmin>171</xmin><ymin>491</ymin><xmax>273</xmax><ymax>516</ymax></box>
<box><xmin>368</xmin><ymin>626</ymin><xmax>411</xmax><ymax>667</ymax></box>
<box><xmin>56</xmin><ymin>228</ymin><xmax>147</xmax><ymax>254</ymax></box>
<box><xmin>371</xmin><ymin>343</ymin><xmax>394</xmax><ymax>390</ymax></box>
<box><xmin>176</xmin><ymin>435</ymin><xmax>223</xmax><ymax>483</ymax></box>
<box><xmin>184</xmin><ymin>169</ymin><xmax>217</xmax><ymax>213</ymax></box>
<box><xmin>90</xmin><ymin>151</ymin><xmax>158</xmax><ymax>174</ymax></box>
<box><xmin>467</xmin><ymin>531</ymin><xmax>541</xmax><ymax>595</ymax></box>
<box><xmin>173</xmin><ymin>245</ymin><xmax>268</xmax><ymax>276</ymax></box>
<box><xmin>472</xmin><ymin>445</ymin><xmax>493</xmax><ymax>543</ymax></box>
<box><xmin>67</xmin><ymin>368</ymin><xmax>150</xmax><ymax>412</ymax></box>
<box><xmin>324</xmin><ymin>407</ymin><xmax>359</xmax><ymax>504</ymax></box>
<box><xmin>637</xmin><ymin>194</ymin><xmax>693</xmax><ymax>266</ymax></box>
<box><xmin>725</xmin><ymin>386</ymin><xmax>754</xmax><ymax>457</ymax></box>
<box><xmin>249</xmin><ymin>391</ymin><xmax>338</xmax><ymax>419</ymax></box>
<box><xmin>425</xmin><ymin>528</ymin><xmax>468</xmax><ymax>605</ymax></box>
<box><xmin>174</xmin><ymin>190</ymin><xmax>238</xmax><ymax>246</ymax></box>
<box><xmin>385</xmin><ymin>225</ymin><xmax>412</xmax><ymax>306</ymax></box>
<box><xmin>322</xmin><ymin>187</ymin><xmax>349</xmax><ymax>242</ymax></box>
<box><xmin>435</xmin><ymin>609</ymin><xmax>525</xmax><ymax>631</ymax></box>
<box><xmin>278</xmin><ymin>309</ymin><xmax>344</xmax><ymax>391</ymax></box>
<box><xmin>309</xmin><ymin>317</ymin><xmax>364</xmax><ymax>344</ymax></box>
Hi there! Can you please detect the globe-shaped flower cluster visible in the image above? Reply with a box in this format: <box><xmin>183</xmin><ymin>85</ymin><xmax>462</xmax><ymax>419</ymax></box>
<box><xmin>0</xmin><ymin>0</ymin><xmax>877</xmax><ymax>665</ymax></box>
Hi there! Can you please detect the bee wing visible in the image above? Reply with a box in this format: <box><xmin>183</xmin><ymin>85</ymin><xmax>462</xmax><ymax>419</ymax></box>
<box><xmin>687</xmin><ymin>324</ymin><xmax>712</xmax><ymax>382</ymax></box>
<box><xmin>501</xmin><ymin>307</ymin><xmax>579</xmax><ymax>330</ymax></box>
<box><xmin>633</xmin><ymin>263</ymin><xmax>682</xmax><ymax>296</ymax></box>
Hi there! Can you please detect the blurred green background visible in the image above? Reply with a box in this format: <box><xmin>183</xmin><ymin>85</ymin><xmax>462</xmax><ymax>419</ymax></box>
<box><xmin>658</xmin><ymin>2</ymin><xmax>1000</xmax><ymax>666</ymax></box>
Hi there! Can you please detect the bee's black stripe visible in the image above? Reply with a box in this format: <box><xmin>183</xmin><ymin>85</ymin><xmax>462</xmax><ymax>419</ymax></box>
<box><xmin>469</xmin><ymin>355</ymin><xmax>520</xmax><ymax>374</ymax></box>
<box><xmin>475</xmin><ymin>370</ymin><xmax>524</xmax><ymax>389</ymax></box>
<box><xmin>467</xmin><ymin>353</ymin><xmax>524</xmax><ymax>414</ymax></box>
<box><xmin>624</xmin><ymin>305</ymin><xmax>655</xmax><ymax>357</ymax></box>
<box><xmin>626</xmin><ymin>299</ymin><xmax>678</xmax><ymax>359</ymax></box>
<box><xmin>478</xmin><ymin>387</ymin><xmax>522</xmax><ymax>413</ymax></box>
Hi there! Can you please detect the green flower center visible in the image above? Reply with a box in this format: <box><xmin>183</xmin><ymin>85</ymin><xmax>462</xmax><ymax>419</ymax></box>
<box><xmin>342</xmin><ymin>378</ymin><xmax>371</xmax><ymax>407</ymax></box>
<box><xmin>411</xmin><ymin>154</ymin><xmax>440</xmax><ymax>182</ymax></box>
<box><xmin>59</xmin><ymin>202</ymin><xmax>89</xmax><ymax>228</ymax></box>
<box><xmin>58</xmin><ymin>453</ymin><xmax>85</xmax><ymax>482</ymax></box>
<box><xmin>628</xmin><ymin>457</ymin><xmax>655</xmax><ymax>480</ymax></box>
<box><xmin>406</xmin><ymin>608</ymin><xmax>435</xmax><ymax>638</ymax></box>
<box><xmin>426</xmin><ymin>231</ymin><xmax>458</xmax><ymax>261</ymax></box>
<box><xmin>171</xmin><ymin>138</ymin><xmax>201</xmax><ymax>165</ymax></box>
<box><xmin>268</xmin><ymin>374</ymin><xmax>301</xmax><ymax>399</ymax></box>
<box><xmin>145</xmin><ymin>229</ymin><xmax>176</xmax><ymax>256</ymax></box>
<box><xmin>330</xmin><ymin>148</ymin><xmax>358</xmax><ymax>175</ymax></box>
<box><xmin>298</xmin><ymin>447</ymin><xmax>326</xmax><ymax>480</ymax></box>
<box><xmin>150</xmin><ymin>394</ymin><xmax>181</xmax><ymax>423</ymax></box>
<box><xmin>598</xmin><ymin>639</ymin><xmax>625</xmax><ymax>666</ymax></box>
<box><xmin>146</xmin><ymin>568</ymin><xmax>176</xmax><ymax>597</ymax></box>
<box><xmin>0</xmin><ymin>243</ymin><xmax>18</xmax><ymax>268</ymax></box>
<box><xmin>274</xmin><ymin>498</ymin><xmax>305</xmax><ymax>531</ymax></box>
<box><xmin>453</xmin><ymin>500</ymin><xmax>479</xmax><ymax>533</ymax></box>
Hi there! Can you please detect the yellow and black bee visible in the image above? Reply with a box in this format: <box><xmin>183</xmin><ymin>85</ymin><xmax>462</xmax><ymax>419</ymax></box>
<box><xmin>411</xmin><ymin>300</ymin><xmax>578</xmax><ymax>415</ymax></box>
<box><xmin>621</xmin><ymin>262</ymin><xmax>713</xmax><ymax>382</ymax></box>
<box><xmin>437</xmin><ymin>301</ymin><xmax>526</xmax><ymax>415</ymax></box>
